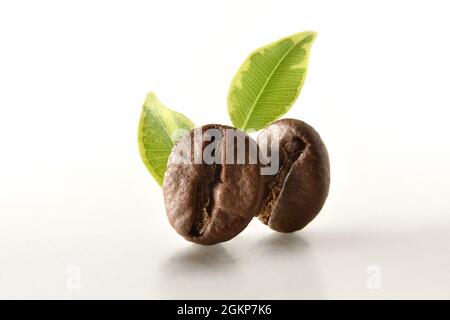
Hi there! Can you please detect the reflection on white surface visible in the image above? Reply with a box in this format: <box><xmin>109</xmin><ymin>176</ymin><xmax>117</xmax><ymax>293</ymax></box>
<box><xmin>157</xmin><ymin>233</ymin><xmax>323</xmax><ymax>299</ymax></box>
<box><xmin>1</xmin><ymin>224</ymin><xmax>450</xmax><ymax>299</ymax></box>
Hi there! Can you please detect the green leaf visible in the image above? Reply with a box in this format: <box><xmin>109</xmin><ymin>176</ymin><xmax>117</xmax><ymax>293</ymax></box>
<box><xmin>228</xmin><ymin>31</ymin><xmax>317</xmax><ymax>131</ymax></box>
<box><xmin>138</xmin><ymin>92</ymin><xmax>195</xmax><ymax>186</ymax></box>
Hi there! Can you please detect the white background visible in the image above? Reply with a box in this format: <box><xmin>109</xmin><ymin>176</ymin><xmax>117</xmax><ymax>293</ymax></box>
<box><xmin>1</xmin><ymin>0</ymin><xmax>449</xmax><ymax>299</ymax></box>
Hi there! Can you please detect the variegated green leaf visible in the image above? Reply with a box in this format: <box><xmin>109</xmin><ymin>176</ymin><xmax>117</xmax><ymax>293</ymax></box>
<box><xmin>228</xmin><ymin>31</ymin><xmax>317</xmax><ymax>131</ymax></box>
<box><xmin>138</xmin><ymin>93</ymin><xmax>195</xmax><ymax>186</ymax></box>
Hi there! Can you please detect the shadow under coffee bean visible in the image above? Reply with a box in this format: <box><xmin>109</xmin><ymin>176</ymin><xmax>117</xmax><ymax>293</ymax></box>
<box><xmin>257</xmin><ymin>119</ymin><xmax>330</xmax><ymax>233</ymax></box>
<box><xmin>163</xmin><ymin>124</ymin><xmax>262</xmax><ymax>245</ymax></box>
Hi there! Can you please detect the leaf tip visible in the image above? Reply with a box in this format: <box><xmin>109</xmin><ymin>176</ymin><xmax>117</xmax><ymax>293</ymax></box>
<box><xmin>291</xmin><ymin>30</ymin><xmax>318</xmax><ymax>44</ymax></box>
<box><xmin>143</xmin><ymin>91</ymin><xmax>158</xmax><ymax>108</ymax></box>
<box><xmin>307</xmin><ymin>30</ymin><xmax>318</xmax><ymax>42</ymax></box>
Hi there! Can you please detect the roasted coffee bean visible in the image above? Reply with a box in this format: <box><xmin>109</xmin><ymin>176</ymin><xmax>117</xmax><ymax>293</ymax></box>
<box><xmin>163</xmin><ymin>124</ymin><xmax>262</xmax><ymax>245</ymax></box>
<box><xmin>257</xmin><ymin>119</ymin><xmax>330</xmax><ymax>233</ymax></box>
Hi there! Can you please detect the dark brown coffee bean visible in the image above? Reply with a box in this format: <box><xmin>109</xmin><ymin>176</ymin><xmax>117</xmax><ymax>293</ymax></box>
<box><xmin>163</xmin><ymin>124</ymin><xmax>262</xmax><ymax>245</ymax></box>
<box><xmin>257</xmin><ymin>119</ymin><xmax>330</xmax><ymax>233</ymax></box>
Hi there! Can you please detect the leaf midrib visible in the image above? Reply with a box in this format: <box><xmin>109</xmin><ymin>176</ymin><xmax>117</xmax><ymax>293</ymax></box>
<box><xmin>241</xmin><ymin>39</ymin><xmax>301</xmax><ymax>131</ymax></box>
